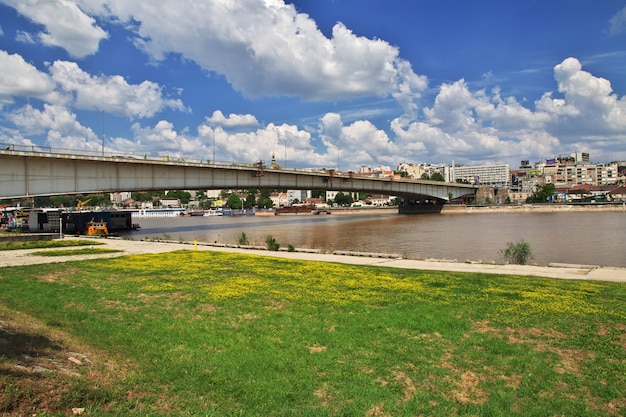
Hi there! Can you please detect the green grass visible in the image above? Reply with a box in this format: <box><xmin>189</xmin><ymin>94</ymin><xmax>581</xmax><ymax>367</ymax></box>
<box><xmin>0</xmin><ymin>250</ymin><xmax>625</xmax><ymax>416</ymax></box>
<box><xmin>30</xmin><ymin>247</ymin><xmax>121</xmax><ymax>257</ymax></box>
<box><xmin>0</xmin><ymin>239</ymin><xmax>102</xmax><ymax>251</ymax></box>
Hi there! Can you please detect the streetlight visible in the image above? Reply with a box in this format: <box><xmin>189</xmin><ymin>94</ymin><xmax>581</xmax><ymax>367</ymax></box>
<box><xmin>101</xmin><ymin>110</ymin><xmax>104</xmax><ymax>157</ymax></box>
<box><xmin>283</xmin><ymin>137</ymin><xmax>289</xmax><ymax>168</ymax></box>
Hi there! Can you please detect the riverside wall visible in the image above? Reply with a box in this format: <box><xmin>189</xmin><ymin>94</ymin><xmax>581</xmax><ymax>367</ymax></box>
<box><xmin>442</xmin><ymin>202</ymin><xmax>626</xmax><ymax>214</ymax></box>
<box><xmin>325</xmin><ymin>203</ymin><xmax>625</xmax><ymax>216</ymax></box>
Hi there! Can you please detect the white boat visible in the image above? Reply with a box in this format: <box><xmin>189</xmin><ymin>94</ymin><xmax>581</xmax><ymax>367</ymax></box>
<box><xmin>134</xmin><ymin>208</ymin><xmax>186</xmax><ymax>218</ymax></box>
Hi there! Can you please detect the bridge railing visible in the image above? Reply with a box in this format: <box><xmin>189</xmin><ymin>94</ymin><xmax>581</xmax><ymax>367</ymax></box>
<box><xmin>0</xmin><ymin>142</ymin><xmax>477</xmax><ymax>188</ymax></box>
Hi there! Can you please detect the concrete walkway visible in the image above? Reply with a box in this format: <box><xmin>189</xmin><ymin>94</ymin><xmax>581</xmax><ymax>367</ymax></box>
<box><xmin>1</xmin><ymin>237</ymin><xmax>625</xmax><ymax>283</ymax></box>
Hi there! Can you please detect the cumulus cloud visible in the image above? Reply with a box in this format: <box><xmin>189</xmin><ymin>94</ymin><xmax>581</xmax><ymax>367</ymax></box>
<box><xmin>318</xmin><ymin>113</ymin><xmax>398</xmax><ymax>166</ymax></box>
<box><xmin>393</xmin><ymin>57</ymin><xmax>625</xmax><ymax>165</ymax></box>
<box><xmin>0</xmin><ymin>50</ymin><xmax>55</xmax><ymax>104</ymax></box>
<box><xmin>551</xmin><ymin>57</ymin><xmax>626</xmax><ymax>132</ymax></box>
<box><xmin>8</xmin><ymin>103</ymin><xmax>99</xmax><ymax>149</ymax></box>
<box><xmin>197</xmin><ymin>117</ymin><xmax>325</xmax><ymax>166</ymax></box>
<box><xmin>48</xmin><ymin>60</ymin><xmax>186</xmax><ymax>118</ymax></box>
<box><xmin>73</xmin><ymin>0</ymin><xmax>426</xmax><ymax>109</ymax></box>
<box><xmin>132</xmin><ymin>120</ymin><xmax>207</xmax><ymax>157</ymax></box>
<box><xmin>0</xmin><ymin>52</ymin><xmax>187</xmax><ymax>150</ymax></box>
<box><xmin>205</xmin><ymin>110</ymin><xmax>259</xmax><ymax>128</ymax></box>
<box><xmin>0</xmin><ymin>0</ymin><xmax>108</xmax><ymax>57</ymax></box>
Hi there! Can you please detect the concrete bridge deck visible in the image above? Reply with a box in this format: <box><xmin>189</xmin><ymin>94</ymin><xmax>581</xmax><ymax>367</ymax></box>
<box><xmin>0</xmin><ymin>146</ymin><xmax>476</xmax><ymax>202</ymax></box>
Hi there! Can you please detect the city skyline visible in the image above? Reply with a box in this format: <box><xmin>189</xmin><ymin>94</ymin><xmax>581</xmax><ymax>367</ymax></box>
<box><xmin>0</xmin><ymin>0</ymin><xmax>625</xmax><ymax>170</ymax></box>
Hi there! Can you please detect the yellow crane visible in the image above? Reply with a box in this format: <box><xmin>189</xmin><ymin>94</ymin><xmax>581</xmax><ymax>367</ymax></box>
<box><xmin>76</xmin><ymin>198</ymin><xmax>92</xmax><ymax>210</ymax></box>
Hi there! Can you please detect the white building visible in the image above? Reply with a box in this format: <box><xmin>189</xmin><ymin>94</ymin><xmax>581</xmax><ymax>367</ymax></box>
<box><xmin>160</xmin><ymin>198</ymin><xmax>181</xmax><ymax>208</ymax></box>
<box><xmin>452</xmin><ymin>164</ymin><xmax>510</xmax><ymax>186</ymax></box>
<box><xmin>270</xmin><ymin>192</ymin><xmax>289</xmax><ymax>207</ymax></box>
<box><xmin>109</xmin><ymin>191</ymin><xmax>132</xmax><ymax>204</ymax></box>
<box><xmin>287</xmin><ymin>189</ymin><xmax>309</xmax><ymax>205</ymax></box>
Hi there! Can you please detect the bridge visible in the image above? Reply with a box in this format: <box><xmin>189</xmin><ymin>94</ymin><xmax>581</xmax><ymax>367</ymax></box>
<box><xmin>0</xmin><ymin>146</ymin><xmax>476</xmax><ymax>211</ymax></box>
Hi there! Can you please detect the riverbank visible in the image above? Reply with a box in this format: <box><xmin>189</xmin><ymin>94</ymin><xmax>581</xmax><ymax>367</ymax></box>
<box><xmin>442</xmin><ymin>202</ymin><xmax>626</xmax><ymax>214</ymax></box>
<box><xmin>2</xmin><ymin>237</ymin><xmax>624</xmax><ymax>282</ymax></box>
<box><xmin>318</xmin><ymin>203</ymin><xmax>626</xmax><ymax>216</ymax></box>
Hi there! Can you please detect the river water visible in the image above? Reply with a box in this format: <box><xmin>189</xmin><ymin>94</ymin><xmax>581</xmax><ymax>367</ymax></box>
<box><xmin>119</xmin><ymin>211</ymin><xmax>626</xmax><ymax>268</ymax></box>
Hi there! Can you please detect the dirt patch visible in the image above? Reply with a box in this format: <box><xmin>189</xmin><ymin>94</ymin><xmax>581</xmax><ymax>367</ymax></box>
<box><xmin>452</xmin><ymin>371</ymin><xmax>488</xmax><ymax>405</ymax></box>
<box><xmin>0</xmin><ymin>307</ymin><xmax>139</xmax><ymax>416</ymax></box>
<box><xmin>365</xmin><ymin>403</ymin><xmax>390</xmax><ymax>417</ymax></box>
<box><xmin>392</xmin><ymin>371</ymin><xmax>417</xmax><ymax>404</ymax></box>
<box><xmin>37</xmin><ymin>267</ymin><xmax>79</xmax><ymax>283</ymax></box>
<box><xmin>309</xmin><ymin>344</ymin><xmax>327</xmax><ymax>354</ymax></box>
<box><xmin>313</xmin><ymin>383</ymin><xmax>333</xmax><ymax>407</ymax></box>
<box><xmin>265</xmin><ymin>299</ymin><xmax>288</xmax><ymax>310</ymax></box>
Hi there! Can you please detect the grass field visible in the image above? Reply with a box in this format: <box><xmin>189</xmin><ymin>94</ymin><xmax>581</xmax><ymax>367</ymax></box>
<box><xmin>0</xmin><ymin>239</ymin><xmax>102</xmax><ymax>251</ymax></box>
<box><xmin>0</xmin><ymin>249</ymin><xmax>625</xmax><ymax>416</ymax></box>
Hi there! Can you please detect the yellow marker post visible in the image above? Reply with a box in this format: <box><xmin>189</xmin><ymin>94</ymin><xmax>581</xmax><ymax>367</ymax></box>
<box><xmin>194</xmin><ymin>239</ymin><xmax>197</xmax><ymax>250</ymax></box>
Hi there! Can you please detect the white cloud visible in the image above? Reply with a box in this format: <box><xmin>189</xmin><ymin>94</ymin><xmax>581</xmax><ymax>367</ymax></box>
<box><xmin>318</xmin><ymin>113</ymin><xmax>398</xmax><ymax>166</ymax></box>
<box><xmin>74</xmin><ymin>0</ymin><xmax>426</xmax><ymax>108</ymax></box>
<box><xmin>0</xmin><ymin>0</ymin><xmax>108</xmax><ymax>57</ymax></box>
<box><xmin>197</xmin><ymin>118</ymin><xmax>324</xmax><ymax>166</ymax></box>
<box><xmin>15</xmin><ymin>30</ymin><xmax>36</xmax><ymax>44</ymax></box>
<box><xmin>8</xmin><ymin>103</ymin><xmax>99</xmax><ymax>150</ymax></box>
<box><xmin>607</xmin><ymin>6</ymin><xmax>626</xmax><ymax>35</ymax></box>
<box><xmin>96</xmin><ymin>56</ymin><xmax>626</xmax><ymax>169</ymax></box>
<box><xmin>0</xmin><ymin>50</ymin><xmax>55</xmax><ymax>104</ymax></box>
<box><xmin>48</xmin><ymin>60</ymin><xmax>186</xmax><ymax>118</ymax></box>
<box><xmin>551</xmin><ymin>57</ymin><xmax>626</xmax><ymax>132</ymax></box>
<box><xmin>132</xmin><ymin>120</ymin><xmax>206</xmax><ymax>157</ymax></box>
<box><xmin>205</xmin><ymin>110</ymin><xmax>259</xmax><ymax>128</ymax></box>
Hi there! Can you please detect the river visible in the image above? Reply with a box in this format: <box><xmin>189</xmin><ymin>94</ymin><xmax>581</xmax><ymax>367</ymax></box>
<box><xmin>119</xmin><ymin>211</ymin><xmax>626</xmax><ymax>268</ymax></box>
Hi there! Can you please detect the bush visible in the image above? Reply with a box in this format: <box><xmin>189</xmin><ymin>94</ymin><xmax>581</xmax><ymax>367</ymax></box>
<box><xmin>265</xmin><ymin>235</ymin><xmax>280</xmax><ymax>251</ymax></box>
<box><xmin>287</xmin><ymin>244</ymin><xmax>295</xmax><ymax>252</ymax></box>
<box><xmin>500</xmin><ymin>240</ymin><xmax>534</xmax><ymax>265</ymax></box>
<box><xmin>239</xmin><ymin>232</ymin><xmax>249</xmax><ymax>246</ymax></box>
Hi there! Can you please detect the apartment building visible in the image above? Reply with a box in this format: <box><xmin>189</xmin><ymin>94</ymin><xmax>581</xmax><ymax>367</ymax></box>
<box><xmin>451</xmin><ymin>164</ymin><xmax>510</xmax><ymax>186</ymax></box>
<box><xmin>540</xmin><ymin>158</ymin><xmax>618</xmax><ymax>186</ymax></box>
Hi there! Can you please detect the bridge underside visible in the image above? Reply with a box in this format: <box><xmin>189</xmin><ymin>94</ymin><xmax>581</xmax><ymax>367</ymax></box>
<box><xmin>0</xmin><ymin>151</ymin><xmax>476</xmax><ymax>204</ymax></box>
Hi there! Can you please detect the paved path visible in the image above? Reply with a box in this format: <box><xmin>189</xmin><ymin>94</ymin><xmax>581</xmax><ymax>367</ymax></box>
<box><xmin>1</xmin><ymin>237</ymin><xmax>625</xmax><ymax>282</ymax></box>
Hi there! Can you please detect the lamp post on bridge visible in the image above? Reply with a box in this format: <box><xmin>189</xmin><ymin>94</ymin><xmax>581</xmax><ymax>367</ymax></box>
<box><xmin>283</xmin><ymin>137</ymin><xmax>289</xmax><ymax>168</ymax></box>
<box><xmin>101</xmin><ymin>110</ymin><xmax>104</xmax><ymax>157</ymax></box>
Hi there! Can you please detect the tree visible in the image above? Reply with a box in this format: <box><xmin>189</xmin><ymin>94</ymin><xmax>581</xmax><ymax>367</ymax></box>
<box><xmin>421</xmin><ymin>173</ymin><xmax>430</xmax><ymax>180</ymax></box>
<box><xmin>527</xmin><ymin>183</ymin><xmax>556</xmax><ymax>203</ymax></box>
<box><xmin>430</xmin><ymin>172</ymin><xmax>445</xmax><ymax>182</ymax></box>
<box><xmin>226</xmin><ymin>194</ymin><xmax>242</xmax><ymax>209</ymax></box>
<box><xmin>257</xmin><ymin>197</ymin><xmax>274</xmax><ymax>209</ymax></box>
<box><xmin>257</xmin><ymin>189</ymin><xmax>273</xmax><ymax>208</ymax></box>
<box><xmin>166</xmin><ymin>190</ymin><xmax>191</xmax><ymax>205</ymax></box>
<box><xmin>244</xmin><ymin>192</ymin><xmax>257</xmax><ymax>209</ymax></box>
<box><xmin>51</xmin><ymin>195</ymin><xmax>71</xmax><ymax>207</ymax></box>
<box><xmin>311</xmin><ymin>190</ymin><xmax>326</xmax><ymax>200</ymax></box>
<box><xmin>333</xmin><ymin>192</ymin><xmax>354</xmax><ymax>207</ymax></box>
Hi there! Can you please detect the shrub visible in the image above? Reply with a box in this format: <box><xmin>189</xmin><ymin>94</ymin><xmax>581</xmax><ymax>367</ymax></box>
<box><xmin>500</xmin><ymin>239</ymin><xmax>534</xmax><ymax>265</ymax></box>
<box><xmin>239</xmin><ymin>232</ymin><xmax>249</xmax><ymax>246</ymax></box>
<box><xmin>287</xmin><ymin>244</ymin><xmax>295</xmax><ymax>252</ymax></box>
<box><xmin>265</xmin><ymin>235</ymin><xmax>280</xmax><ymax>251</ymax></box>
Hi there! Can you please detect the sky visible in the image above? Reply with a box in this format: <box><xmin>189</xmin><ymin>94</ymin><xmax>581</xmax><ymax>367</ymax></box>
<box><xmin>0</xmin><ymin>0</ymin><xmax>625</xmax><ymax>171</ymax></box>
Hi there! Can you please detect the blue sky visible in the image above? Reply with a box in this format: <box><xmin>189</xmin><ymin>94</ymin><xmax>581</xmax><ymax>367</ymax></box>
<box><xmin>1</xmin><ymin>0</ymin><xmax>625</xmax><ymax>171</ymax></box>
